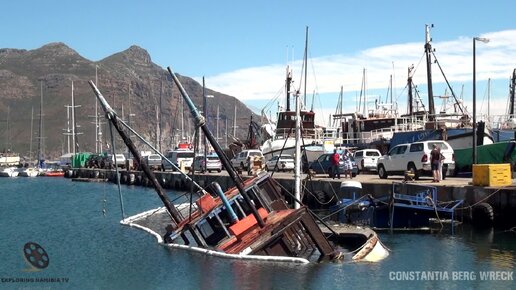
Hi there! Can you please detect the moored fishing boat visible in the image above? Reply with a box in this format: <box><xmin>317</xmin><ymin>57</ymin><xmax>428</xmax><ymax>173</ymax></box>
<box><xmin>261</xmin><ymin>28</ymin><xmax>337</xmax><ymax>163</ymax></box>
<box><xmin>88</xmin><ymin>66</ymin><xmax>389</xmax><ymax>263</ymax></box>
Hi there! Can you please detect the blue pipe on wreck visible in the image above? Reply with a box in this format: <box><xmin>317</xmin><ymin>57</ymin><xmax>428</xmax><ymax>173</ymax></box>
<box><xmin>211</xmin><ymin>182</ymin><xmax>239</xmax><ymax>224</ymax></box>
<box><xmin>167</xmin><ymin>67</ymin><xmax>265</xmax><ymax>228</ymax></box>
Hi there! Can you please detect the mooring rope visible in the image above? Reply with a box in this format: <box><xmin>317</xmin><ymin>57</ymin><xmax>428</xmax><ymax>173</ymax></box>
<box><xmin>426</xmin><ymin>196</ymin><xmax>444</xmax><ymax>229</ymax></box>
<box><xmin>108</xmin><ymin>120</ymin><xmax>126</xmax><ymax>219</ymax></box>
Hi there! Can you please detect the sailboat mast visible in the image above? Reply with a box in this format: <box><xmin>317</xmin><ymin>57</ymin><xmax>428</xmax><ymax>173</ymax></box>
<box><xmin>30</xmin><ymin>107</ymin><xmax>34</xmax><ymax>164</ymax></box>
<box><xmin>71</xmin><ymin>81</ymin><xmax>77</xmax><ymax>154</ymax></box>
<box><xmin>155</xmin><ymin>104</ymin><xmax>159</xmax><ymax>149</ymax></box>
<box><xmin>6</xmin><ymin>106</ymin><xmax>10</xmax><ymax>151</ymax></box>
<box><xmin>65</xmin><ymin>104</ymin><xmax>71</xmax><ymax>153</ymax></box>
<box><xmin>38</xmin><ymin>80</ymin><xmax>44</xmax><ymax>166</ymax></box>
<box><xmin>425</xmin><ymin>24</ymin><xmax>436</xmax><ymax>121</ymax></box>
<box><xmin>233</xmin><ymin>100</ymin><xmax>237</xmax><ymax>136</ymax></box>
<box><xmin>333</xmin><ymin>86</ymin><xmax>343</xmax><ymax>127</ymax></box>
<box><xmin>216</xmin><ymin>105</ymin><xmax>220</xmax><ymax>142</ymax></box>
<box><xmin>181</xmin><ymin>96</ymin><xmax>184</xmax><ymax>141</ymax></box>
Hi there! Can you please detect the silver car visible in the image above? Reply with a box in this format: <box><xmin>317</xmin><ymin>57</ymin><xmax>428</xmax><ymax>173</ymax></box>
<box><xmin>193</xmin><ymin>155</ymin><xmax>223</xmax><ymax>173</ymax></box>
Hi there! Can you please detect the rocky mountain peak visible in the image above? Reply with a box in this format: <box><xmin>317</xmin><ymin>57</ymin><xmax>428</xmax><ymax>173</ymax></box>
<box><xmin>121</xmin><ymin>45</ymin><xmax>151</xmax><ymax>65</ymax></box>
<box><xmin>38</xmin><ymin>42</ymin><xmax>80</xmax><ymax>57</ymax></box>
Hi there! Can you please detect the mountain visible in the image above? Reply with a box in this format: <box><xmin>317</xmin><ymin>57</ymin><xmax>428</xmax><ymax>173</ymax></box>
<box><xmin>0</xmin><ymin>43</ymin><xmax>259</xmax><ymax>160</ymax></box>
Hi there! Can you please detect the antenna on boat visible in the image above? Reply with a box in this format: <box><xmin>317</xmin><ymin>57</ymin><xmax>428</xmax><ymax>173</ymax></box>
<box><xmin>166</xmin><ymin>67</ymin><xmax>266</xmax><ymax>228</ymax></box>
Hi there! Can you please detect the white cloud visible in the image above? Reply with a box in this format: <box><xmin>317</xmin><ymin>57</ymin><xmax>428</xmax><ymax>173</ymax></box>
<box><xmin>199</xmin><ymin>29</ymin><xmax>516</xmax><ymax>125</ymax></box>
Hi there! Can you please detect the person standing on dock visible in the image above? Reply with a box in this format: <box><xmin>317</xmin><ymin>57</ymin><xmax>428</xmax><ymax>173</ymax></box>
<box><xmin>430</xmin><ymin>144</ymin><xmax>441</xmax><ymax>182</ymax></box>
<box><xmin>331</xmin><ymin>149</ymin><xmax>341</xmax><ymax>179</ymax></box>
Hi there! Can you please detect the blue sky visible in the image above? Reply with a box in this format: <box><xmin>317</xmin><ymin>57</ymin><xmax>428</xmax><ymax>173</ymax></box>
<box><xmin>3</xmin><ymin>0</ymin><xmax>516</xmax><ymax>125</ymax></box>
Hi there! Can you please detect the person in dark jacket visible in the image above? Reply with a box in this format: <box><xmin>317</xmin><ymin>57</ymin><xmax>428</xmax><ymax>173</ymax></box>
<box><xmin>430</xmin><ymin>144</ymin><xmax>441</xmax><ymax>182</ymax></box>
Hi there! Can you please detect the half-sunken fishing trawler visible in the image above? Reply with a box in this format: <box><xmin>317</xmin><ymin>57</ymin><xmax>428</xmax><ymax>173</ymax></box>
<box><xmin>88</xmin><ymin>67</ymin><xmax>388</xmax><ymax>263</ymax></box>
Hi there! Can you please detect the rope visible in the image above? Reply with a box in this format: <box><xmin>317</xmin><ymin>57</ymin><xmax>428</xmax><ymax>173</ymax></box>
<box><xmin>455</xmin><ymin>187</ymin><xmax>505</xmax><ymax>210</ymax></box>
<box><xmin>115</xmin><ymin>116</ymin><xmax>206</xmax><ymax>194</ymax></box>
<box><xmin>426</xmin><ymin>196</ymin><xmax>443</xmax><ymax>229</ymax></box>
<box><xmin>108</xmin><ymin>120</ymin><xmax>126</xmax><ymax>219</ymax></box>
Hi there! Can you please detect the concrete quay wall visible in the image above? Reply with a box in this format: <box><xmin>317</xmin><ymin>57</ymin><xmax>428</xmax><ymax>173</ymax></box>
<box><xmin>69</xmin><ymin>169</ymin><xmax>516</xmax><ymax>225</ymax></box>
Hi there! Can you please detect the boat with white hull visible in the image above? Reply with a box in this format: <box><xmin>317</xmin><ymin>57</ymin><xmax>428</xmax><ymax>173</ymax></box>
<box><xmin>18</xmin><ymin>167</ymin><xmax>40</xmax><ymax>177</ymax></box>
<box><xmin>0</xmin><ymin>167</ymin><xmax>19</xmax><ymax>177</ymax></box>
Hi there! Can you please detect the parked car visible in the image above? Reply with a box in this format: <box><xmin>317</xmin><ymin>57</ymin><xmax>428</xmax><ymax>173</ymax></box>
<box><xmin>162</xmin><ymin>149</ymin><xmax>195</xmax><ymax>171</ymax></box>
<box><xmin>144</xmin><ymin>154</ymin><xmax>162</xmax><ymax>171</ymax></box>
<box><xmin>230</xmin><ymin>149</ymin><xmax>263</xmax><ymax>171</ymax></box>
<box><xmin>265</xmin><ymin>154</ymin><xmax>295</xmax><ymax>172</ymax></box>
<box><xmin>377</xmin><ymin>140</ymin><xmax>455</xmax><ymax>180</ymax></box>
<box><xmin>353</xmin><ymin>149</ymin><xmax>382</xmax><ymax>173</ymax></box>
<box><xmin>308</xmin><ymin>153</ymin><xmax>358</xmax><ymax>177</ymax></box>
<box><xmin>193</xmin><ymin>155</ymin><xmax>223</xmax><ymax>173</ymax></box>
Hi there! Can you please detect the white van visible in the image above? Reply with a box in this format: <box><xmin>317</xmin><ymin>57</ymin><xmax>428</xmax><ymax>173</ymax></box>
<box><xmin>162</xmin><ymin>149</ymin><xmax>195</xmax><ymax>171</ymax></box>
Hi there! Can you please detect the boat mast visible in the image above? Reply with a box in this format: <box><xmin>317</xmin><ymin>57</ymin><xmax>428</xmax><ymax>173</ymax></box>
<box><xmin>294</xmin><ymin>90</ymin><xmax>302</xmax><ymax>209</ymax></box>
<box><xmin>5</xmin><ymin>105</ymin><xmax>10</xmax><ymax>152</ymax></box>
<box><xmin>407</xmin><ymin>65</ymin><xmax>414</xmax><ymax>116</ymax></box>
<box><xmin>285</xmin><ymin>66</ymin><xmax>292</xmax><ymax>111</ymax></box>
<box><xmin>29</xmin><ymin>107</ymin><xmax>34</xmax><ymax>164</ymax></box>
<box><xmin>333</xmin><ymin>86</ymin><xmax>344</xmax><ymax>127</ymax></box>
<box><xmin>167</xmin><ymin>67</ymin><xmax>265</xmax><ymax>228</ymax></box>
<box><xmin>216</xmin><ymin>105</ymin><xmax>220</xmax><ymax>143</ymax></box>
<box><xmin>37</xmin><ymin>80</ymin><xmax>44</xmax><ymax>167</ymax></box>
<box><xmin>510</xmin><ymin>69</ymin><xmax>515</xmax><ymax>118</ymax></box>
<box><xmin>88</xmin><ymin>81</ymin><xmax>183</xmax><ymax>224</ymax></box>
<box><xmin>425</xmin><ymin>24</ymin><xmax>436</xmax><ymax>121</ymax></box>
<box><xmin>65</xmin><ymin>102</ymin><xmax>71</xmax><ymax>153</ymax></box>
<box><xmin>303</xmin><ymin>26</ymin><xmax>309</xmax><ymax>106</ymax></box>
<box><xmin>360</xmin><ymin>68</ymin><xmax>367</xmax><ymax>116</ymax></box>
<box><xmin>159</xmin><ymin>78</ymin><xmax>163</xmax><ymax>152</ymax></box>
<box><xmin>71</xmin><ymin>81</ymin><xmax>77</xmax><ymax>154</ymax></box>
<box><xmin>233</xmin><ymin>99</ymin><xmax>237</xmax><ymax>136</ymax></box>
<box><xmin>181</xmin><ymin>95</ymin><xmax>184</xmax><ymax>141</ymax></box>
<box><xmin>487</xmin><ymin>78</ymin><xmax>491</xmax><ymax>119</ymax></box>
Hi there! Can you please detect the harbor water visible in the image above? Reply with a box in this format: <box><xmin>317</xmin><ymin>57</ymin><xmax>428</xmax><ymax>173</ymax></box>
<box><xmin>0</xmin><ymin>177</ymin><xmax>514</xmax><ymax>290</ymax></box>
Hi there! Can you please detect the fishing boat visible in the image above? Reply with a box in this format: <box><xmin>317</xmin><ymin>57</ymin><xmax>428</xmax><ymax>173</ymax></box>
<box><xmin>330</xmin><ymin>181</ymin><xmax>464</xmax><ymax>231</ymax></box>
<box><xmin>88</xmin><ymin>67</ymin><xmax>389</xmax><ymax>263</ymax></box>
<box><xmin>261</xmin><ymin>28</ymin><xmax>337</xmax><ymax>163</ymax></box>
<box><xmin>388</xmin><ymin>25</ymin><xmax>494</xmax><ymax>151</ymax></box>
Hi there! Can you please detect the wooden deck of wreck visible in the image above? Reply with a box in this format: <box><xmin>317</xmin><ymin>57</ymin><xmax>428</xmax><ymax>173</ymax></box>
<box><xmin>68</xmin><ymin>168</ymin><xmax>516</xmax><ymax>225</ymax></box>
